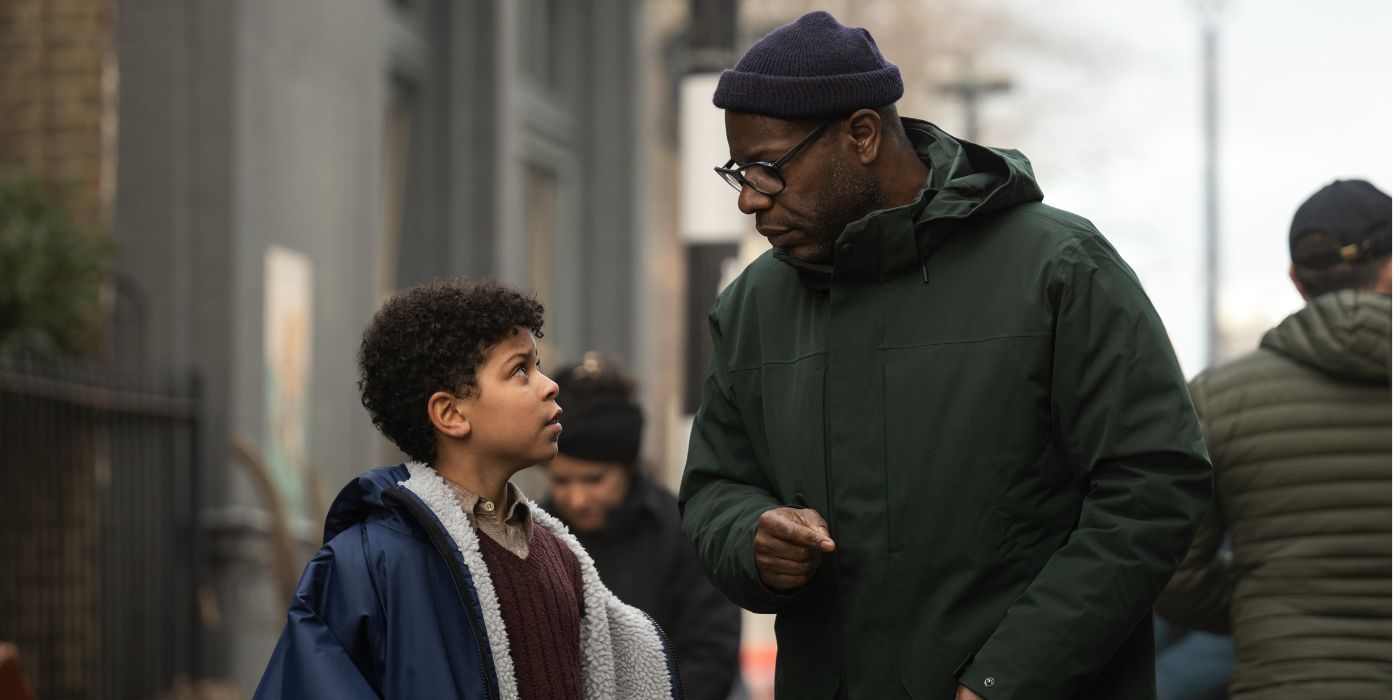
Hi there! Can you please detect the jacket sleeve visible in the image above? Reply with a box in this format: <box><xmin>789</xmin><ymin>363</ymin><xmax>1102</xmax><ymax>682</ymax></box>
<box><xmin>1155</xmin><ymin>376</ymin><xmax>1233</xmax><ymax>634</ymax></box>
<box><xmin>662</xmin><ymin>526</ymin><xmax>743</xmax><ymax>700</ymax></box>
<box><xmin>959</xmin><ymin>232</ymin><xmax>1214</xmax><ymax>699</ymax></box>
<box><xmin>678</xmin><ymin>316</ymin><xmax>794</xmax><ymax>614</ymax></box>
<box><xmin>254</xmin><ymin>528</ymin><xmax>384</xmax><ymax>699</ymax></box>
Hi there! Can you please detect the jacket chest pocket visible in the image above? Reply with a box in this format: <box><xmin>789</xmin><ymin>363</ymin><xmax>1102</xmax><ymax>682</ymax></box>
<box><xmin>752</xmin><ymin>355</ymin><xmax>830</xmax><ymax>501</ymax></box>
<box><xmin>879</xmin><ymin>335</ymin><xmax>1053</xmax><ymax>556</ymax></box>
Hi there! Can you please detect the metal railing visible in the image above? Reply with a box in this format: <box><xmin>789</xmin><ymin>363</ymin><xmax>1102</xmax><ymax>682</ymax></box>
<box><xmin>0</xmin><ymin>359</ymin><xmax>200</xmax><ymax>700</ymax></box>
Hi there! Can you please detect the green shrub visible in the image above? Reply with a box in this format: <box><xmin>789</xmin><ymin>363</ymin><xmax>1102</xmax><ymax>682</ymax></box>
<box><xmin>0</xmin><ymin>173</ymin><xmax>110</xmax><ymax>359</ymax></box>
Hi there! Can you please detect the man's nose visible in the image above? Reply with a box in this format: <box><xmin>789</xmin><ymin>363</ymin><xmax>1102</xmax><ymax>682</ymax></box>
<box><xmin>737</xmin><ymin>184</ymin><xmax>773</xmax><ymax>215</ymax></box>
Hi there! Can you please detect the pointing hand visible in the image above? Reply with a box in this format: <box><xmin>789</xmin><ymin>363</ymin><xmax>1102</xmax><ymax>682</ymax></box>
<box><xmin>754</xmin><ymin>507</ymin><xmax>836</xmax><ymax>591</ymax></box>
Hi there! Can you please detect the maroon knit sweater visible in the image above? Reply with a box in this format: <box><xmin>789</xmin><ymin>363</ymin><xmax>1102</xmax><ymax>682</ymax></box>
<box><xmin>477</xmin><ymin>527</ymin><xmax>586</xmax><ymax>699</ymax></box>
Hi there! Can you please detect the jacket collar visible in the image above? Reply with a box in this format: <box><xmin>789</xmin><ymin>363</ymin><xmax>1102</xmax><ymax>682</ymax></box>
<box><xmin>776</xmin><ymin>119</ymin><xmax>1044</xmax><ymax>289</ymax></box>
<box><xmin>395</xmin><ymin>462</ymin><xmax>679</xmax><ymax>699</ymax></box>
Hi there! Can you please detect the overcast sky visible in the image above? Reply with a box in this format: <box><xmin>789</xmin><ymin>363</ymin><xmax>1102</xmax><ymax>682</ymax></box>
<box><xmin>973</xmin><ymin>0</ymin><xmax>1392</xmax><ymax>376</ymax></box>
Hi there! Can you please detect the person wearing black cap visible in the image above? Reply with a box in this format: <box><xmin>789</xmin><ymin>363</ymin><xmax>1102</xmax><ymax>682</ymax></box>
<box><xmin>1286</xmin><ymin>179</ymin><xmax>1392</xmax><ymax>296</ymax></box>
<box><xmin>679</xmin><ymin>11</ymin><xmax>1212</xmax><ymax>700</ymax></box>
<box><xmin>1156</xmin><ymin>180</ymin><xmax>1391</xmax><ymax>699</ymax></box>
<box><xmin>543</xmin><ymin>353</ymin><xmax>743</xmax><ymax>700</ymax></box>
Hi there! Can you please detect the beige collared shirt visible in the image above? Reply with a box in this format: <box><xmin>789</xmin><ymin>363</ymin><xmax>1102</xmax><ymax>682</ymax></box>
<box><xmin>443</xmin><ymin>479</ymin><xmax>534</xmax><ymax>559</ymax></box>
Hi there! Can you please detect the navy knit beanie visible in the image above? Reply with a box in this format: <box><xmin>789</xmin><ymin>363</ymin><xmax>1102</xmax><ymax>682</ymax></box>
<box><xmin>714</xmin><ymin>11</ymin><xmax>903</xmax><ymax>120</ymax></box>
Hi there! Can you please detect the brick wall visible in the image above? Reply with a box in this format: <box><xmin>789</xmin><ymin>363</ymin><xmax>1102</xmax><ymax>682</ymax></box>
<box><xmin>0</xmin><ymin>0</ymin><xmax>116</xmax><ymax>229</ymax></box>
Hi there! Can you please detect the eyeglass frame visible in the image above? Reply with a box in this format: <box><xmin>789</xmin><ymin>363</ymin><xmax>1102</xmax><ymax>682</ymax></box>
<box><xmin>714</xmin><ymin>118</ymin><xmax>835</xmax><ymax>196</ymax></box>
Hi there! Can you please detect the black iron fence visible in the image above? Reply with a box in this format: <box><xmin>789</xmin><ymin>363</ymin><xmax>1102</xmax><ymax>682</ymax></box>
<box><xmin>0</xmin><ymin>359</ymin><xmax>200</xmax><ymax>700</ymax></box>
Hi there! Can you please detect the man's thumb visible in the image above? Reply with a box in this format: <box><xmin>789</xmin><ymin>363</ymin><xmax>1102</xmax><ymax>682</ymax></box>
<box><xmin>804</xmin><ymin>521</ymin><xmax>836</xmax><ymax>551</ymax></box>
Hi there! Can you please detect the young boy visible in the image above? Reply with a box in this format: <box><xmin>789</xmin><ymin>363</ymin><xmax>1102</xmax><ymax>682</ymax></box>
<box><xmin>255</xmin><ymin>279</ymin><xmax>678</xmax><ymax>699</ymax></box>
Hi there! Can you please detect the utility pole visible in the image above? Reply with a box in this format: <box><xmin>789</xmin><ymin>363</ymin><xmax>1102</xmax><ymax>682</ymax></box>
<box><xmin>937</xmin><ymin>58</ymin><xmax>1012</xmax><ymax>143</ymax></box>
<box><xmin>1200</xmin><ymin>0</ymin><xmax>1225</xmax><ymax>364</ymax></box>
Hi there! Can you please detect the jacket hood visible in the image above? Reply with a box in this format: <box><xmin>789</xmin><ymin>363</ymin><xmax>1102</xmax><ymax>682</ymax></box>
<box><xmin>776</xmin><ymin>118</ymin><xmax>1044</xmax><ymax>286</ymax></box>
<box><xmin>322</xmin><ymin>464</ymin><xmax>413</xmax><ymax>544</ymax></box>
<box><xmin>1261</xmin><ymin>290</ymin><xmax>1391</xmax><ymax>383</ymax></box>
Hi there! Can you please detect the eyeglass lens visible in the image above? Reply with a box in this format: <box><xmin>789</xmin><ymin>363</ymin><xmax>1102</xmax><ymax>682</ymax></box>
<box><xmin>720</xmin><ymin>164</ymin><xmax>784</xmax><ymax>195</ymax></box>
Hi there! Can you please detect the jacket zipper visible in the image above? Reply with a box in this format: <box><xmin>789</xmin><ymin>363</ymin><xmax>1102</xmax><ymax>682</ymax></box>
<box><xmin>635</xmin><ymin>608</ymin><xmax>685</xmax><ymax>699</ymax></box>
<box><xmin>385</xmin><ymin>488</ymin><xmax>499</xmax><ymax>700</ymax></box>
<box><xmin>821</xmin><ymin>355</ymin><xmax>848</xmax><ymax>695</ymax></box>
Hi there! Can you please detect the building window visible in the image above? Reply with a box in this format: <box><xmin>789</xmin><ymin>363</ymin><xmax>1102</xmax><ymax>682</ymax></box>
<box><xmin>377</xmin><ymin>76</ymin><xmax>418</xmax><ymax>303</ymax></box>
<box><xmin>518</xmin><ymin>0</ymin><xmax>566</xmax><ymax>92</ymax></box>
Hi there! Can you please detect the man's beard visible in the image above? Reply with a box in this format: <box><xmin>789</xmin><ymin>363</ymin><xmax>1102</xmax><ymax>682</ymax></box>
<box><xmin>791</xmin><ymin>155</ymin><xmax>882</xmax><ymax>264</ymax></box>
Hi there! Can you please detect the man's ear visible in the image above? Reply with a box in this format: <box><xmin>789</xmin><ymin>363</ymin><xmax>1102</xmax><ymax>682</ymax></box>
<box><xmin>1375</xmin><ymin>257</ymin><xmax>1392</xmax><ymax>294</ymax></box>
<box><xmin>427</xmin><ymin>390</ymin><xmax>472</xmax><ymax>439</ymax></box>
<box><xmin>1288</xmin><ymin>264</ymin><xmax>1310</xmax><ymax>302</ymax></box>
<box><xmin>843</xmin><ymin>108</ymin><xmax>883</xmax><ymax>166</ymax></box>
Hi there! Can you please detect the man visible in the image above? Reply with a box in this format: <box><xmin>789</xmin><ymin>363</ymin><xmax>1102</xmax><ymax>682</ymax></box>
<box><xmin>678</xmin><ymin>11</ymin><xmax>1213</xmax><ymax>700</ymax></box>
<box><xmin>1156</xmin><ymin>180</ymin><xmax>1391</xmax><ymax>699</ymax></box>
<box><xmin>542</xmin><ymin>353</ymin><xmax>742</xmax><ymax>700</ymax></box>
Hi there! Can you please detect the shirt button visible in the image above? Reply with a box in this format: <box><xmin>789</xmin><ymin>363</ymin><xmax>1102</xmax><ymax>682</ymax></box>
<box><xmin>984</xmin><ymin>677</ymin><xmax>995</xmax><ymax>688</ymax></box>
<box><xmin>839</xmin><ymin>243</ymin><xmax>853</xmax><ymax>255</ymax></box>
<box><xmin>481</xmin><ymin>501</ymin><xmax>495</xmax><ymax>512</ymax></box>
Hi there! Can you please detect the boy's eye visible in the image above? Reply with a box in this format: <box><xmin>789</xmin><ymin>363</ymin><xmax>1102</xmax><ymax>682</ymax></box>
<box><xmin>512</xmin><ymin>364</ymin><xmax>528</xmax><ymax>377</ymax></box>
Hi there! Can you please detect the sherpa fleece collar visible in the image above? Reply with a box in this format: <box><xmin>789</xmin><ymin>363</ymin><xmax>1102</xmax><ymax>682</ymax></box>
<box><xmin>398</xmin><ymin>462</ymin><xmax>678</xmax><ymax>700</ymax></box>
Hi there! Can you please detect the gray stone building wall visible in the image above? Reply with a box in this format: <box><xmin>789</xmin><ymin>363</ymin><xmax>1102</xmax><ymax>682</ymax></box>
<box><xmin>111</xmin><ymin>0</ymin><xmax>652</xmax><ymax>692</ymax></box>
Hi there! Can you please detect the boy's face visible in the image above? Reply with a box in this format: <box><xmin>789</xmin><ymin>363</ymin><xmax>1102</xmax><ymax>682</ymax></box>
<box><xmin>459</xmin><ymin>327</ymin><xmax>563</xmax><ymax>468</ymax></box>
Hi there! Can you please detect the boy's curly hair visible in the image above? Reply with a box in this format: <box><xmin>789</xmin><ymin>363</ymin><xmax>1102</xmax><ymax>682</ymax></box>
<box><xmin>357</xmin><ymin>278</ymin><xmax>544</xmax><ymax>464</ymax></box>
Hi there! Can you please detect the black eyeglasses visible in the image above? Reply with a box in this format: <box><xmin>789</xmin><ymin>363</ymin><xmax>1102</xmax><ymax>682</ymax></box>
<box><xmin>714</xmin><ymin>119</ymin><xmax>833</xmax><ymax>196</ymax></box>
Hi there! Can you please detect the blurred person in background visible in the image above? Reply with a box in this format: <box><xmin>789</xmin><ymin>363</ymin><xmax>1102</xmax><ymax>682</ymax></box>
<box><xmin>679</xmin><ymin>11</ymin><xmax>1211</xmax><ymax>700</ymax></box>
<box><xmin>543</xmin><ymin>353</ymin><xmax>743</xmax><ymax>700</ymax></box>
<box><xmin>1156</xmin><ymin>179</ymin><xmax>1391</xmax><ymax>699</ymax></box>
<box><xmin>1154</xmin><ymin>613</ymin><xmax>1233</xmax><ymax>700</ymax></box>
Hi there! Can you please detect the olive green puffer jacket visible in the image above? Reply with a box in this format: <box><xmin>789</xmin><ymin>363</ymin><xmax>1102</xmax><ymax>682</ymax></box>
<box><xmin>1157</xmin><ymin>290</ymin><xmax>1391</xmax><ymax>699</ymax></box>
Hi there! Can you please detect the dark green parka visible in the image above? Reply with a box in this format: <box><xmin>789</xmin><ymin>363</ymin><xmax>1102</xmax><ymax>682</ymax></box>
<box><xmin>679</xmin><ymin>120</ymin><xmax>1212</xmax><ymax>700</ymax></box>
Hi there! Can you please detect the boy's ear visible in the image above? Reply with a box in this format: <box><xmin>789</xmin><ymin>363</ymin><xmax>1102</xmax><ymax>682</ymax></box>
<box><xmin>427</xmin><ymin>390</ymin><xmax>472</xmax><ymax>439</ymax></box>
